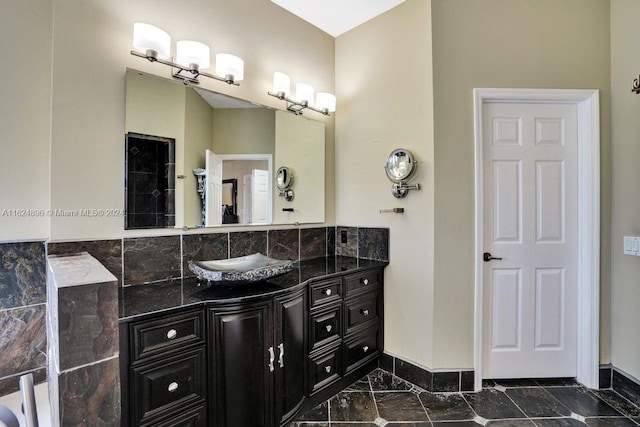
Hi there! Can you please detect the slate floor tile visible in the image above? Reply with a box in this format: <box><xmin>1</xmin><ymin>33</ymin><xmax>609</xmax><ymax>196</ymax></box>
<box><xmin>330</xmin><ymin>391</ymin><xmax>378</xmax><ymax>422</ymax></box>
<box><xmin>295</xmin><ymin>401</ymin><xmax>328</xmax><ymax>421</ymax></box>
<box><xmin>369</xmin><ymin>368</ymin><xmax>413</xmax><ymax>391</ymax></box>
<box><xmin>463</xmin><ymin>389</ymin><xmax>527</xmax><ymax>419</ymax></box>
<box><xmin>592</xmin><ymin>390</ymin><xmax>640</xmax><ymax>418</ymax></box>
<box><xmin>545</xmin><ymin>387</ymin><xmax>623</xmax><ymax>417</ymax></box>
<box><xmin>385</xmin><ymin>423</ymin><xmax>433</xmax><ymax>427</ymax></box>
<box><xmin>431</xmin><ymin>422</ymin><xmax>480</xmax><ymax>426</ymax></box>
<box><xmin>345</xmin><ymin>376</ymin><xmax>372</xmax><ymax>392</ymax></box>
<box><xmin>374</xmin><ymin>391</ymin><xmax>430</xmax><ymax>422</ymax></box>
<box><xmin>585</xmin><ymin>417</ymin><xmax>638</xmax><ymax>426</ymax></box>
<box><xmin>532</xmin><ymin>419</ymin><xmax>586</xmax><ymax>426</ymax></box>
<box><xmin>487</xmin><ymin>420</ymin><xmax>536</xmax><ymax>426</ymax></box>
<box><xmin>419</xmin><ymin>392</ymin><xmax>475</xmax><ymax>421</ymax></box>
<box><xmin>506</xmin><ymin>387</ymin><xmax>571</xmax><ymax>417</ymax></box>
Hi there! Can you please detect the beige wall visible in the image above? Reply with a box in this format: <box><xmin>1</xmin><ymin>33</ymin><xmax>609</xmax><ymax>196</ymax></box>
<box><xmin>184</xmin><ymin>88</ymin><xmax>214</xmax><ymax>228</ymax></box>
<box><xmin>0</xmin><ymin>0</ymin><xmax>52</xmax><ymax>241</ymax></box>
<box><xmin>430</xmin><ymin>0</ymin><xmax>612</xmax><ymax>369</ymax></box>
<box><xmin>274</xmin><ymin>111</ymin><xmax>325</xmax><ymax>225</ymax></box>
<box><xmin>336</xmin><ymin>1</ymin><xmax>436</xmax><ymax>368</ymax></box>
<box><xmin>610</xmin><ymin>0</ymin><xmax>640</xmax><ymax>381</ymax></box>
<box><xmin>212</xmin><ymin>108</ymin><xmax>276</xmax><ymax>155</ymax></box>
<box><xmin>46</xmin><ymin>0</ymin><xmax>334</xmax><ymax>240</ymax></box>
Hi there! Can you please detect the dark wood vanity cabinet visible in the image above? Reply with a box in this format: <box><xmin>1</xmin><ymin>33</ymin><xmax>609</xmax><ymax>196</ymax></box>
<box><xmin>208</xmin><ymin>287</ymin><xmax>307</xmax><ymax>427</ymax></box>
<box><xmin>122</xmin><ymin>308</ymin><xmax>208</xmax><ymax>427</ymax></box>
<box><xmin>121</xmin><ymin>265</ymin><xmax>384</xmax><ymax>427</ymax></box>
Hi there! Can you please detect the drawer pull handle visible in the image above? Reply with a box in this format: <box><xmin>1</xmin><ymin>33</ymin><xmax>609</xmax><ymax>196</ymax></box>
<box><xmin>362</xmin><ymin>345</ymin><xmax>369</xmax><ymax>353</ymax></box>
<box><xmin>166</xmin><ymin>329</ymin><xmax>178</xmax><ymax>340</ymax></box>
<box><xmin>268</xmin><ymin>346</ymin><xmax>275</xmax><ymax>372</ymax></box>
<box><xmin>324</xmin><ymin>289</ymin><xmax>332</xmax><ymax>296</ymax></box>
<box><xmin>325</xmin><ymin>324</ymin><xmax>332</xmax><ymax>332</ymax></box>
<box><xmin>361</xmin><ymin>278</ymin><xmax>369</xmax><ymax>286</ymax></box>
<box><xmin>278</xmin><ymin>343</ymin><xmax>285</xmax><ymax>368</ymax></box>
<box><xmin>361</xmin><ymin>309</ymin><xmax>369</xmax><ymax>317</ymax></box>
<box><xmin>168</xmin><ymin>382</ymin><xmax>179</xmax><ymax>392</ymax></box>
<box><xmin>325</xmin><ymin>365</ymin><xmax>332</xmax><ymax>373</ymax></box>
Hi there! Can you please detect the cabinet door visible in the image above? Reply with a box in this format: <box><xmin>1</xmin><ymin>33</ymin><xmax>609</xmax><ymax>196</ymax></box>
<box><xmin>273</xmin><ymin>288</ymin><xmax>307</xmax><ymax>425</ymax></box>
<box><xmin>209</xmin><ymin>301</ymin><xmax>274</xmax><ymax>427</ymax></box>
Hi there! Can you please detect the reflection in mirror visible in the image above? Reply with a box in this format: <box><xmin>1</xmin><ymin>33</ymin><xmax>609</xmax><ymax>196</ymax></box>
<box><xmin>124</xmin><ymin>133</ymin><xmax>176</xmax><ymax>229</ymax></box>
<box><xmin>124</xmin><ymin>69</ymin><xmax>325</xmax><ymax>229</ymax></box>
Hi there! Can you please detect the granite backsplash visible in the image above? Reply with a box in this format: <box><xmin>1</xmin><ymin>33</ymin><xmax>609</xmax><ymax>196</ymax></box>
<box><xmin>46</xmin><ymin>226</ymin><xmax>389</xmax><ymax>287</ymax></box>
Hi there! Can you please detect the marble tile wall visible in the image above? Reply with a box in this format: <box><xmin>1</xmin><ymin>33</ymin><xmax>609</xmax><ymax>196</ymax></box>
<box><xmin>123</xmin><ymin>236</ymin><xmax>182</xmax><ymax>285</ymax></box>
<box><xmin>0</xmin><ymin>241</ymin><xmax>47</xmax><ymax>397</ymax></box>
<box><xmin>48</xmin><ymin>239</ymin><xmax>122</xmax><ymax>285</ymax></box>
<box><xmin>48</xmin><ymin>253</ymin><xmax>120</xmax><ymax>426</ymax></box>
<box><xmin>44</xmin><ymin>226</ymin><xmax>389</xmax><ymax>287</ymax></box>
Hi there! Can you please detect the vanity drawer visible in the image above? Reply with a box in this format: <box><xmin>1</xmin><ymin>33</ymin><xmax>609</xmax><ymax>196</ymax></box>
<box><xmin>310</xmin><ymin>278</ymin><xmax>342</xmax><ymax>308</ymax></box>
<box><xmin>150</xmin><ymin>404</ymin><xmax>207</xmax><ymax>427</ymax></box>
<box><xmin>310</xmin><ymin>302</ymin><xmax>342</xmax><ymax>352</ymax></box>
<box><xmin>132</xmin><ymin>348</ymin><xmax>206</xmax><ymax>426</ymax></box>
<box><xmin>344</xmin><ymin>291</ymin><xmax>381</xmax><ymax>335</ymax></box>
<box><xmin>343</xmin><ymin>325</ymin><xmax>381</xmax><ymax>374</ymax></box>
<box><xmin>308</xmin><ymin>345</ymin><xmax>342</xmax><ymax>395</ymax></box>
<box><xmin>131</xmin><ymin>309</ymin><xmax>205</xmax><ymax>363</ymax></box>
<box><xmin>344</xmin><ymin>269</ymin><xmax>381</xmax><ymax>297</ymax></box>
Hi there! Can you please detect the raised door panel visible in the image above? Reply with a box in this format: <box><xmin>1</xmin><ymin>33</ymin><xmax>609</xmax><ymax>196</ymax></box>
<box><xmin>274</xmin><ymin>288</ymin><xmax>307</xmax><ymax>425</ymax></box>
<box><xmin>209</xmin><ymin>302</ymin><xmax>273</xmax><ymax>427</ymax></box>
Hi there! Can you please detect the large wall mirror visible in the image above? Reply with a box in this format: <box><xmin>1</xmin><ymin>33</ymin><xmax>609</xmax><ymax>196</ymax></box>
<box><xmin>124</xmin><ymin>69</ymin><xmax>325</xmax><ymax>229</ymax></box>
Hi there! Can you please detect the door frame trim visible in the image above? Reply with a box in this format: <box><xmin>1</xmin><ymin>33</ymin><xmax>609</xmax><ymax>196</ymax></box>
<box><xmin>473</xmin><ymin>88</ymin><xmax>600</xmax><ymax>391</ymax></box>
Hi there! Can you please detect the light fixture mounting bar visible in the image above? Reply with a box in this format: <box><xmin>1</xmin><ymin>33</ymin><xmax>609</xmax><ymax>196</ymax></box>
<box><xmin>267</xmin><ymin>91</ymin><xmax>330</xmax><ymax>116</ymax></box>
<box><xmin>130</xmin><ymin>50</ymin><xmax>240</xmax><ymax>86</ymax></box>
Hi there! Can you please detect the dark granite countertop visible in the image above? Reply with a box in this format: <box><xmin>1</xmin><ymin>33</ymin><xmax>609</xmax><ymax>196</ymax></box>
<box><xmin>119</xmin><ymin>256</ymin><xmax>388</xmax><ymax>321</ymax></box>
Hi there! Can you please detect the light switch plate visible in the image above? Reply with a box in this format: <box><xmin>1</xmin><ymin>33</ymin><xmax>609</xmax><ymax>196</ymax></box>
<box><xmin>623</xmin><ymin>236</ymin><xmax>640</xmax><ymax>256</ymax></box>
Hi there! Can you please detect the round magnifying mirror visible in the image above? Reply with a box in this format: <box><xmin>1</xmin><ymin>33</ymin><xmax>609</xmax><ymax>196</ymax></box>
<box><xmin>384</xmin><ymin>149</ymin><xmax>417</xmax><ymax>183</ymax></box>
<box><xmin>276</xmin><ymin>166</ymin><xmax>293</xmax><ymax>190</ymax></box>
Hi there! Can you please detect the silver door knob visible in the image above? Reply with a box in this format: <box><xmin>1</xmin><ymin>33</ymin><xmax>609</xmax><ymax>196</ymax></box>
<box><xmin>361</xmin><ymin>278</ymin><xmax>369</xmax><ymax>285</ymax></box>
<box><xmin>361</xmin><ymin>309</ymin><xmax>369</xmax><ymax>316</ymax></box>
<box><xmin>166</xmin><ymin>329</ymin><xmax>178</xmax><ymax>340</ymax></box>
<box><xmin>325</xmin><ymin>324</ymin><xmax>332</xmax><ymax>332</ymax></box>
<box><xmin>362</xmin><ymin>345</ymin><xmax>369</xmax><ymax>353</ymax></box>
<box><xmin>168</xmin><ymin>382</ymin><xmax>179</xmax><ymax>392</ymax></box>
<box><xmin>325</xmin><ymin>366</ymin><xmax>331</xmax><ymax>373</ymax></box>
<box><xmin>324</xmin><ymin>289</ymin><xmax>332</xmax><ymax>296</ymax></box>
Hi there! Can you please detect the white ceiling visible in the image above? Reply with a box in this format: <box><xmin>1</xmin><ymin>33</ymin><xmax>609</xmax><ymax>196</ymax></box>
<box><xmin>271</xmin><ymin>0</ymin><xmax>406</xmax><ymax>37</ymax></box>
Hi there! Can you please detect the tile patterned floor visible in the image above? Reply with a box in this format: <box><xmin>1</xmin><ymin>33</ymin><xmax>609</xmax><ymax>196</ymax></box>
<box><xmin>288</xmin><ymin>369</ymin><xmax>640</xmax><ymax>426</ymax></box>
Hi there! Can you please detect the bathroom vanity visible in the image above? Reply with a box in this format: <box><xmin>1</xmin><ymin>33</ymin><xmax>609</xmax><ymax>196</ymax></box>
<box><xmin>119</xmin><ymin>256</ymin><xmax>386</xmax><ymax>427</ymax></box>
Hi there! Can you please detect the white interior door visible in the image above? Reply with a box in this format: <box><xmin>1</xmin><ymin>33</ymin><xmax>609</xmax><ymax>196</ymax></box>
<box><xmin>482</xmin><ymin>102</ymin><xmax>578</xmax><ymax>379</ymax></box>
<box><xmin>251</xmin><ymin>169</ymin><xmax>269</xmax><ymax>224</ymax></box>
<box><xmin>205</xmin><ymin>149</ymin><xmax>222</xmax><ymax>227</ymax></box>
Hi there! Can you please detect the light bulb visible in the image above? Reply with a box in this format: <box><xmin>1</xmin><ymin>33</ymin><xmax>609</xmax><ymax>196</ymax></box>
<box><xmin>132</xmin><ymin>23</ymin><xmax>171</xmax><ymax>60</ymax></box>
<box><xmin>175</xmin><ymin>41</ymin><xmax>210</xmax><ymax>70</ymax></box>
<box><xmin>316</xmin><ymin>92</ymin><xmax>336</xmax><ymax>113</ymax></box>
<box><xmin>216</xmin><ymin>54</ymin><xmax>244</xmax><ymax>82</ymax></box>
<box><xmin>273</xmin><ymin>72</ymin><xmax>291</xmax><ymax>97</ymax></box>
<box><xmin>295</xmin><ymin>83</ymin><xmax>314</xmax><ymax>104</ymax></box>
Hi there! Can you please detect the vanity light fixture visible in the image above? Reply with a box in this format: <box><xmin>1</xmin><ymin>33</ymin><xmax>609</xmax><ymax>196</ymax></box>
<box><xmin>268</xmin><ymin>72</ymin><xmax>336</xmax><ymax>116</ymax></box>
<box><xmin>633</xmin><ymin>74</ymin><xmax>640</xmax><ymax>94</ymax></box>
<box><xmin>130</xmin><ymin>23</ymin><xmax>244</xmax><ymax>86</ymax></box>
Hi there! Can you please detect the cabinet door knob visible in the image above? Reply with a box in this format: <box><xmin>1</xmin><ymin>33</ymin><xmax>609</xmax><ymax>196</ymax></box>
<box><xmin>325</xmin><ymin>324</ymin><xmax>332</xmax><ymax>332</ymax></box>
<box><xmin>325</xmin><ymin>365</ymin><xmax>332</xmax><ymax>374</ymax></box>
<box><xmin>278</xmin><ymin>343</ymin><xmax>285</xmax><ymax>368</ymax></box>
<box><xmin>361</xmin><ymin>309</ymin><xmax>369</xmax><ymax>316</ymax></box>
<box><xmin>268</xmin><ymin>346</ymin><xmax>275</xmax><ymax>372</ymax></box>
<box><xmin>361</xmin><ymin>278</ymin><xmax>369</xmax><ymax>285</ymax></box>
<box><xmin>166</xmin><ymin>329</ymin><xmax>178</xmax><ymax>340</ymax></box>
<box><xmin>324</xmin><ymin>288</ymin><xmax>332</xmax><ymax>296</ymax></box>
<box><xmin>362</xmin><ymin>345</ymin><xmax>369</xmax><ymax>353</ymax></box>
<box><xmin>168</xmin><ymin>382</ymin><xmax>179</xmax><ymax>392</ymax></box>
